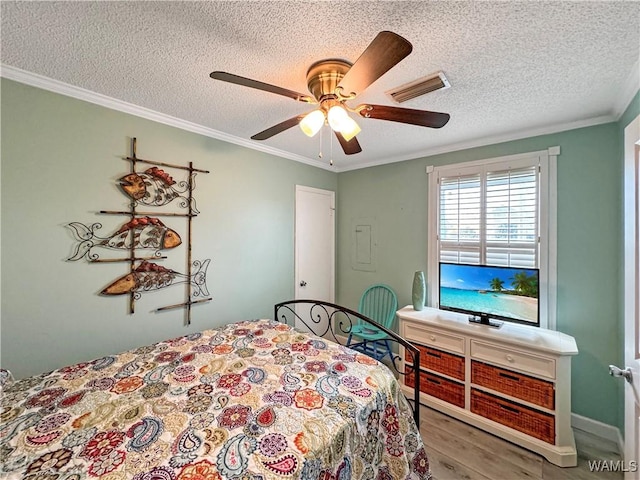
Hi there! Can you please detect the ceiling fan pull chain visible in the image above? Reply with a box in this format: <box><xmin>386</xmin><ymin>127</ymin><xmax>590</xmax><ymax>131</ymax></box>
<box><xmin>330</xmin><ymin>130</ymin><xmax>334</xmax><ymax>166</ymax></box>
<box><xmin>318</xmin><ymin>125</ymin><xmax>323</xmax><ymax>159</ymax></box>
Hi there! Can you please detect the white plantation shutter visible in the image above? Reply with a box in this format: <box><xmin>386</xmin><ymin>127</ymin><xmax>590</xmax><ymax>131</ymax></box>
<box><xmin>428</xmin><ymin>148</ymin><xmax>557</xmax><ymax>329</ymax></box>
<box><xmin>437</xmin><ymin>161</ymin><xmax>539</xmax><ymax>268</ymax></box>
<box><xmin>439</xmin><ymin>174</ymin><xmax>481</xmax><ymax>264</ymax></box>
<box><xmin>485</xmin><ymin>166</ymin><xmax>538</xmax><ymax>267</ymax></box>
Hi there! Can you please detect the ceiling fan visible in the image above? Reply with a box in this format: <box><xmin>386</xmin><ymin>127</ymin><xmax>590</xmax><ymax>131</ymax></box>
<box><xmin>210</xmin><ymin>31</ymin><xmax>450</xmax><ymax>156</ymax></box>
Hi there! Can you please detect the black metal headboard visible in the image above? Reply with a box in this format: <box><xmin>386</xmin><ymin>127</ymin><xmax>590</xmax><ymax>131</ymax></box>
<box><xmin>274</xmin><ymin>299</ymin><xmax>421</xmax><ymax>425</ymax></box>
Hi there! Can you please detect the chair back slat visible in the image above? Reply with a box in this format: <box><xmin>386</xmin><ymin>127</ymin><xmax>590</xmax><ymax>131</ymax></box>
<box><xmin>358</xmin><ymin>284</ymin><xmax>398</xmax><ymax>329</ymax></box>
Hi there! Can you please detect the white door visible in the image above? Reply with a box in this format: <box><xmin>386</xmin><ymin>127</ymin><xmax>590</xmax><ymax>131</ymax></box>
<box><xmin>294</xmin><ymin>185</ymin><xmax>335</xmax><ymax>331</ymax></box>
<box><xmin>623</xmin><ymin>115</ymin><xmax>640</xmax><ymax>479</ymax></box>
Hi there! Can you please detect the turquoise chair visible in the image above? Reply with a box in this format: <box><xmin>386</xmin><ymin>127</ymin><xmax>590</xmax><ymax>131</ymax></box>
<box><xmin>346</xmin><ymin>284</ymin><xmax>398</xmax><ymax>361</ymax></box>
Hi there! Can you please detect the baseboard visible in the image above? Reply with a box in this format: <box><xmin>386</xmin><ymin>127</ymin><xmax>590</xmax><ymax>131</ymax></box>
<box><xmin>571</xmin><ymin>413</ymin><xmax>623</xmax><ymax>453</ymax></box>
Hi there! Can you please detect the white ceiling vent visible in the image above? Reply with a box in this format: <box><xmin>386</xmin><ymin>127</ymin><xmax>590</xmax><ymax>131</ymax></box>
<box><xmin>386</xmin><ymin>71</ymin><xmax>451</xmax><ymax>103</ymax></box>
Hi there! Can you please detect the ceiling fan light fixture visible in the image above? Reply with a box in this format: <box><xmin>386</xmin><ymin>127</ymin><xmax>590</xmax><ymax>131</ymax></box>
<box><xmin>211</xmin><ymin>32</ymin><xmax>449</xmax><ymax>154</ymax></box>
<box><xmin>299</xmin><ymin>109</ymin><xmax>325</xmax><ymax>137</ymax></box>
<box><xmin>340</xmin><ymin>118</ymin><xmax>361</xmax><ymax>142</ymax></box>
<box><xmin>327</xmin><ymin>105</ymin><xmax>361</xmax><ymax>141</ymax></box>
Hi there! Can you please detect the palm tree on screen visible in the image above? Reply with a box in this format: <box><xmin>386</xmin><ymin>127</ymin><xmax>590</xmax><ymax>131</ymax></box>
<box><xmin>510</xmin><ymin>271</ymin><xmax>538</xmax><ymax>297</ymax></box>
<box><xmin>489</xmin><ymin>278</ymin><xmax>504</xmax><ymax>292</ymax></box>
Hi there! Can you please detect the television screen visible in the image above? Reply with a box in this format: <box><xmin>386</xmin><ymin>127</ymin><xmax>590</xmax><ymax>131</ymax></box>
<box><xmin>439</xmin><ymin>262</ymin><xmax>540</xmax><ymax>327</ymax></box>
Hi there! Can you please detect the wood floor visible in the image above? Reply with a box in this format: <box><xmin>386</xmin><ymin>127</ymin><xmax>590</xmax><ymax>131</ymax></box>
<box><xmin>418</xmin><ymin>406</ymin><xmax>623</xmax><ymax>480</ymax></box>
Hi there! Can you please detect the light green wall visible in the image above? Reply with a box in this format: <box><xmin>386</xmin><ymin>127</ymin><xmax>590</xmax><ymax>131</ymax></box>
<box><xmin>0</xmin><ymin>78</ymin><xmax>337</xmax><ymax>379</ymax></box>
<box><xmin>2</xmin><ymin>76</ymin><xmax>636</xmax><ymax>430</ymax></box>
<box><xmin>336</xmin><ymin>121</ymin><xmax>623</xmax><ymax>427</ymax></box>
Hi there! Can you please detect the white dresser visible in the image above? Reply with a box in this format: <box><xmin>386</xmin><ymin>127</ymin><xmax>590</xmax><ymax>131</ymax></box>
<box><xmin>398</xmin><ymin>306</ymin><xmax>579</xmax><ymax>467</ymax></box>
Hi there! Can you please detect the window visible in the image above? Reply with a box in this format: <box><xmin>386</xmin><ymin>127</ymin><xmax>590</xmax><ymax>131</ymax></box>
<box><xmin>427</xmin><ymin>148</ymin><xmax>558</xmax><ymax>329</ymax></box>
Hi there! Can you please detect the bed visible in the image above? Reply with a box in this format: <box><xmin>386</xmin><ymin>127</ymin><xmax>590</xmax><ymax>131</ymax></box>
<box><xmin>0</xmin><ymin>300</ymin><xmax>427</xmax><ymax>480</ymax></box>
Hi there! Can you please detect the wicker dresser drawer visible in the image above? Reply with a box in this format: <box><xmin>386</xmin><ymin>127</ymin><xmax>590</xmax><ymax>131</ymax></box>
<box><xmin>406</xmin><ymin>344</ymin><xmax>465</xmax><ymax>380</ymax></box>
<box><xmin>472</xmin><ymin>361</ymin><xmax>555</xmax><ymax>409</ymax></box>
<box><xmin>406</xmin><ymin>368</ymin><xmax>465</xmax><ymax>408</ymax></box>
<box><xmin>471</xmin><ymin>340</ymin><xmax>556</xmax><ymax>379</ymax></box>
<box><xmin>471</xmin><ymin>388</ymin><xmax>555</xmax><ymax>444</ymax></box>
<box><xmin>404</xmin><ymin>323</ymin><xmax>465</xmax><ymax>354</ymax></box>
<box><xmin>397</xmin><ymin>307</ymin><xmax>578</xmax><ymax>466</ymax></box>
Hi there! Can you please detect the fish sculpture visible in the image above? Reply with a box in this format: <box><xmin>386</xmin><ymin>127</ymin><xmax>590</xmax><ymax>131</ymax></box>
<box><xmin>101</xmin><ymin>260</ymin><xmax>210</xmax><ymax>298</ymax></box>
<box><xmin>68</xmin><ymin>217</ymin><xmax>182</xmax><ymax>261</ymax></box>
<box><xmin>119</xmin><ymin>167</ymin><xmax>199</xmax><ymax>213</ymax></box>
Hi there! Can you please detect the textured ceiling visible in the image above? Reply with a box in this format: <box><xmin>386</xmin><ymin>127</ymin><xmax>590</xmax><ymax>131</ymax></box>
<box><xmin>1</xmin><ymin>1</ymin><xmax>639</xmax><ymax>171</ymax></box>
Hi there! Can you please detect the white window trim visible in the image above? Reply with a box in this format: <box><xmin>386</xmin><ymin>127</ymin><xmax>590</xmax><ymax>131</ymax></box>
<box><xmin>426</xmin><ymin>147</ymin><xmax>559</xmax><ymax>330</ymax></box>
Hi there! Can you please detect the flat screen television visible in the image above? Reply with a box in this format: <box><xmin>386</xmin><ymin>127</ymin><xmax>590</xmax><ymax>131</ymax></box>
<box><xmin>439</xmin><ymin>262</ymin><xmax>540</xmax><ymax>328</ymax></box>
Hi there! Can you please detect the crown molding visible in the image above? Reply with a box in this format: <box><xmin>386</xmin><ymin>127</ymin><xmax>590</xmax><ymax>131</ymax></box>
<box><xmin>0</xmin><ymin>64</ymin><xmax>621</xmax><ymax>174</ymax></box>
<box><xmin>0</xmin><ymin>64</ymin><xmax>332</xmax><ymax>171</ymax></box>
<box><xmin>334</xmin><ymin>114</ymin><xmax>616</xmax><ymax>172</ymax></box>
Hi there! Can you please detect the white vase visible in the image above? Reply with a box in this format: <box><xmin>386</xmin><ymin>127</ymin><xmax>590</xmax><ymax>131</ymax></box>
<box><xmin>412</xmin><ymin>271</ymin><xmax>426</xmax><ymax>311</ymax></box>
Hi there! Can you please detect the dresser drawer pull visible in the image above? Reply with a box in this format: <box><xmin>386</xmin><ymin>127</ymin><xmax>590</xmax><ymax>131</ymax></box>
<box><xmin>499</xmin><ymin>404</ymin><xmax>521</xmax><ymax>414</ymax></box>
<box><xmin>429</xmin><ymin>335</ymin><xmax>436</xmax><ymax>341</ymax></box>
<box><xmin>506</xmin><ymin>354</ymin><xmax>515</xmax><ymax>363</ymax></box>
<box><xmin>427</xmin><ymin>377</ymin><xmax>441</xmax><ymax>385</ymax></box>
<box><xmin>499</xmin><ymin>372</ymin><xmax>520</xmax><ymax>381</ymax></box>
<box><xmin>427</xmin><ymin>351</ymin><xmax>442</xmax><ymax>358</ymax></box>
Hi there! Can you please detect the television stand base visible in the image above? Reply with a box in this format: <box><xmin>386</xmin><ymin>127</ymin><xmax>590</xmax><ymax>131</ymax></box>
<box><xmin>468</xmin><ymin>315</ymin><xmax>503</xmax><ymax>328</ymax></box>
<box><xmin>397</xmin><ymin>306</ymin><xmax>579</xmax><ymax>467</ymax></box>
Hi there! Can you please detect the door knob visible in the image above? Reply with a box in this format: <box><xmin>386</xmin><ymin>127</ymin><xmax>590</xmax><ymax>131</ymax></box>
<box><xmin>609</xmin><ymin>365</ymin><xmax>633</xmax><ymax>383</ymax></box>
<box><xmin>299</xmin><ymin>280</ymin><xmax>307</xmax><ymax>287</ymax></box>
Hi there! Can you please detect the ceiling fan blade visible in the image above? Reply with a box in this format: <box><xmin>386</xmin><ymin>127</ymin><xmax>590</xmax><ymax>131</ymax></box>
<box><xmin>210</xmin><ymin>71</ymin><xmax>315</xmax><ymax>103</ymax></box>
<box><xmin>251</xmin><ymin>115</ymin><xmax>306</xmax><ymax>140</ymax></box>
<box><xmin>335</xmin><ymin>131</ymin><xmax>362</xmax><ymax>155</ymax></box>
<box><xmin>357</xmin><ymin>104</ymin><xmax>450</xmax><ymax>128</ymax></box>
<box><xmin>337</xmin><ymin>31</ymin><xmax>412</xmax><ymax>98</ymax></box>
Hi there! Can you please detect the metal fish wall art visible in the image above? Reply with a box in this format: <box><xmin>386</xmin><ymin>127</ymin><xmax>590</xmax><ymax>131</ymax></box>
<box><xmin>119</xmin><ymin>167</ymin><xmax>200</xmax><ymax>213</ymax></box>
<box><xmin>101</xmin><ymin>260</ymin><xmax>210</xmax><ymax>299</ymax></box>
<box><xmin>66</xmin><ymin>138</ymin><xmax>211</xmax><ymax>322</ymax></box>
<box><xmin>67</xmin><ymin>216</ymin><xmax>182</xmax><ymax>261</ymax></box>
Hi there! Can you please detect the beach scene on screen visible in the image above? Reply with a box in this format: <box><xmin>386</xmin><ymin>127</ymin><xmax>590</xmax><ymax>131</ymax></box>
<box><xmin>440</xmin><ymin>264</ymin><xmax>538</xmax><ymax>323</ymax></box>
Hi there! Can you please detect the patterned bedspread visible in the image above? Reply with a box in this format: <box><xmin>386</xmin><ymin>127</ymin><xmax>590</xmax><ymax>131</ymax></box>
<box><xmin>0</xmin><ymin>319</ymin><xmax>430</xmax><ymax>480</ymax></box>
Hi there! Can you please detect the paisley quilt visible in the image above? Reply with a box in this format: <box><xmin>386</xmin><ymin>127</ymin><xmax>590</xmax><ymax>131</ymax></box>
<box><xmin>0</xmin><ymin>319</ymin><xmax>430</xmax><ymax>480</ymax></box>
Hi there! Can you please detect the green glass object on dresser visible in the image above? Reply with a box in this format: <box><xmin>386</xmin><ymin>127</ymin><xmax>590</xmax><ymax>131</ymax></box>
<box><xmin>412</xmin><ymin>271</ymin><xmax>426</xmax><ymax>311</ymax></box>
